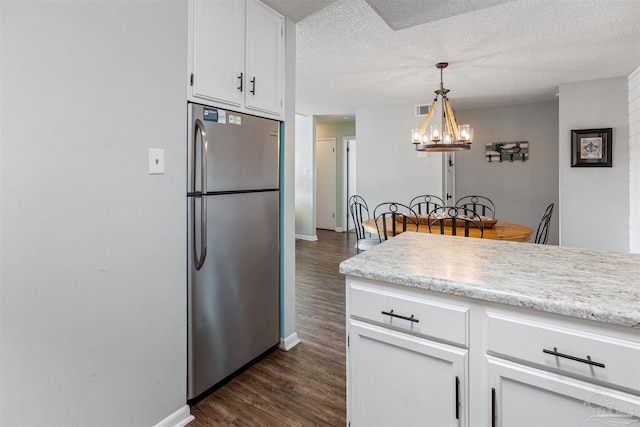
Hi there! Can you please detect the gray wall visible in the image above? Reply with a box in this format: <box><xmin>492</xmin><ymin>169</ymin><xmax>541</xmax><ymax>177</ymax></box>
<box><xmin>559</xmin><ymin>77</ymin><xmax>629</xmax><ymax>252</ymax></box>
<box><xmin>356</xmin><ymin>104</ymin><xmax>443</xmax><ymax>210</ymax></box>
<box><xmin>456</xmin><ymin>101</ymin><xmax>560</xmax><ymax>245</ymax></box>
<box><xmin>316</xmin><ymin>121</ymin><xmax>356</xmax><ymax>231</ymax></box>
<box><xmin>294</xmin><ymin>114</ymin><xmax>316</xmax><ymax>239</ymax></box>
<box><xmin>1</xmin><ymin>1</ymin><xmax>188</xmax><ymax>425</ymax></box>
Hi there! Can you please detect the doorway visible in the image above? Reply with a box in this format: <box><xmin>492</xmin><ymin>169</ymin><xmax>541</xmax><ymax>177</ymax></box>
<box><xmin>316</xmin><ymin>138</ymin><xmax>336</xmax><ymax>230</ymax></box>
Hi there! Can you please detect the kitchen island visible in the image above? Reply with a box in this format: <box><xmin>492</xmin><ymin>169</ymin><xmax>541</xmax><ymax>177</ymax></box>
<box><xmin>339</xmin><ymin>232</ymin><xmax>640</xmax><ymax>426</ymax></box>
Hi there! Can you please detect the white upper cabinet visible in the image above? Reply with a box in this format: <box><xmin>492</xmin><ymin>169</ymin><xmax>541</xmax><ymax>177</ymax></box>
<box><xmin>189</xmin><ymin>0</ymin><xmax>283</xmax><ymax>118</ymax></box>
<box><xmin>191</xmin><ymin>0</ymin><xmax>244</xmax><ymax>108</ymax></box>
<box><xmin>245</xmin><ymin>0</ymin><xmax>283</xmax><ymax>115</ymax></box>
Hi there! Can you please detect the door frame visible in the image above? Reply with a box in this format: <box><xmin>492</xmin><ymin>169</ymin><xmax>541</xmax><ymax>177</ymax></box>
<box><xmin>443</xmin><ymin>152</ymin><xmax>455</xmax><ymax>205</ymax></box>
<box><xmin>342</xmin><ymin>136</ymin><xmax>356</xmax><ymax>232</ymax></box>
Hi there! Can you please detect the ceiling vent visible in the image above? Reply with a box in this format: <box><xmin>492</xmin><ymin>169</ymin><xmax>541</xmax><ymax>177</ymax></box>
<box><xmin>415</xmin><ymin>104</ymin><xmax>430</xmax><ymax>117</ymax></box>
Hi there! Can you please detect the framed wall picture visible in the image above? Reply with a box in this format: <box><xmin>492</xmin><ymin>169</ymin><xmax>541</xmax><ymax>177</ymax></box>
<box><xmin>571</xmin><ymin>128</ymin><xmax>612</xmax><ymax>167</ymax></box>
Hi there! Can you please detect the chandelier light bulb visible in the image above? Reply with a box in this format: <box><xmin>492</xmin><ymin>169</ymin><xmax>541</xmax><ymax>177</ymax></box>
<box><xmin>459</xmin><ymin>124</ymin><xmax>472</xmax><ymax>142</ymax></box>
<box><xmin>430</xmin><ymin>124</ymin><xmax>441</xmax><ymax>142</ymax></box>
<box><xmin>411</xmin><ymin>128</ymin><xmax>422</xmax><ymax>144</ymax></box>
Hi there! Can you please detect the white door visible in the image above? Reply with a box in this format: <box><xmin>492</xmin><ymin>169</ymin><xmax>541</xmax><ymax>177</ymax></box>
<box><xmin>344</xmin><ymin>137</ymin><xmax>357</xmax><ymax>231</ymax></box>
<box><xmin>349</xmin><ymin>320</ymin><xmax>467</xmax><ymax>426</ymax></box>
<box><xmin>316</xmin><ymin>138</ymin><xmax>336</xmax><ymax>231</ymax></box>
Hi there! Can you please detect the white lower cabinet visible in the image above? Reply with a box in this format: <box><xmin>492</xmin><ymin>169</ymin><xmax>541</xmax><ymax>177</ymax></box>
<box><xmin>488</xmin><ymin>357</ymin><xmax>640</xmax><ymax>426</ymax></box>
<box><xmin>486</xmin><ymin>311</ymin><xmax>640</xmax><ymax>426</ymax></box>
<box><xmin>347</xmin><ymin>278</ymin><xmax>469</xmax><ymax>426</ymax></box>
<box><xmin>349</xmin><ymin>319</ymin><xmax>467</xmax><ymax>426</ymax></box>
<box><xmin>346</xmin><ymin>277</ymin><xmax>640</xmax><ymax>426</ymax></box>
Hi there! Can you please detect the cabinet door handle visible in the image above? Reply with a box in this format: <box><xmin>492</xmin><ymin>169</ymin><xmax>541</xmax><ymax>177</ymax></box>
<box><xmin>237</xmin><ymin>72</ymin><xmax>243</xmax><ymax>92</ymax></box>
<box><xmin>491</xmin><ymin>388</ymin><xmax>496</xmax><ymax>427</ymax></box>
<box><xmin>455</xmin><ymin>376</ymin><xmax>460</xmax><ymax>420</ymax></box>
<box><xmin>250</xmin><ymin>77</ymin><xmax>256</xmax><ymax>95</ymax></box>
<box><xmin>542</xmin><ymin>347</ymin><xmax>605</xmax><ymax>368</ymax></box>
<box><xmin>381</xmin><ymin>309</ymin><xmax>419</xmax><ymax>323</ymax></box>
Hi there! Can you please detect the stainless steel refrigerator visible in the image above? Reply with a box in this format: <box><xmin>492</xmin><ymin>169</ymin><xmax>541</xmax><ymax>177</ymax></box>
<box><xmin>187</xmin><ymin>102</ymin><xmax>280</xmax><ymax>400</ymax></box>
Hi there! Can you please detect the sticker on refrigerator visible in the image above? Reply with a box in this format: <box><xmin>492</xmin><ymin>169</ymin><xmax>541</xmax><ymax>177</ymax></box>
<box><xmin>203</xmin><ymin>107</ymin><xmax>226</xmax><ymax>124</ymax></box>
<box><xmin>228</xmin><ymin>114</ymin><xmax>242</xmax><ymax>125</ymax></box>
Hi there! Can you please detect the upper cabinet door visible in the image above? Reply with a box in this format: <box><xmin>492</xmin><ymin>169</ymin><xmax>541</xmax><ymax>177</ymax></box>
<box><xmin>192</xmin><ymin>0</ymin><xmax>245</xmax><ymax>107</ymax></box>
<box><xmin>245</xmin><ymin>0</ymin><xmax>283</xmax><ymax>115</ymax></box>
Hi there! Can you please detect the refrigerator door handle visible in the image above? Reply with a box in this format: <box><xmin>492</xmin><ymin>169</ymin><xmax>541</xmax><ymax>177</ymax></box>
<box><xmin>192</xmin><ymin>196</ymin><xmax>207</xmax><ymax>270</ymax></box>
<box><xmin>192</xmin><ymin>118</ymin><xmax>208</xmax><ymax>270</ymax></box>
<box><xmin>192</xmin><ymin>119</ymin><xmax>208</xmax><ymax>193</ymax></box>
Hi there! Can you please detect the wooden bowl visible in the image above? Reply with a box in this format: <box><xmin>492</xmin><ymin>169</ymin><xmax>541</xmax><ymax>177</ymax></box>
<box><xmin>406</xmin><ymin>214</ymin><xmax>498</xmax><ymax>228</ymax></box>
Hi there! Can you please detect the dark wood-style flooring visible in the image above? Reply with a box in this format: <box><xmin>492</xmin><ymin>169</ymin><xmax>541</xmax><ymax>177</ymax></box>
<box><xmin>188</xmin><ymin>229</ymin><xmax>357</xmax><ymax>426</ymax></box>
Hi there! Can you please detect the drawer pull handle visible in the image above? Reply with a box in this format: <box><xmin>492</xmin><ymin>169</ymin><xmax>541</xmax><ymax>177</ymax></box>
<box><xmin>381</xmin><ymin>309</ymin><xmax>419</xmax><ymax>323</ymax></box>
<box><xmin>542</xmin><ymin>347</ymin><xmax>605</xmax><ymax>368</ymax></box>
<box><xmin>455</xmin><ymin>376</ymin><xmax>460</xmax><ymax>420</ymax></box>
<box><xmin>491</xmin><ymin>388</ymin><xmax>496</xmax><ymax>427</ymax></box>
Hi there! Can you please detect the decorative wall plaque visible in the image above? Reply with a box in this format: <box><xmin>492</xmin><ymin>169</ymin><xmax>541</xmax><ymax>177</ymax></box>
<box><xmin>485</xmin><ymin>141</ymin><xmax>528</xmax><ymax>162</ymax></box>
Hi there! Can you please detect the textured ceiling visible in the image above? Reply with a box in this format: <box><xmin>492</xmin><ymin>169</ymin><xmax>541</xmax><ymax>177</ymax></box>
<box><xmin>263</xmin><ymin>0</ymin><xmax>640</xmax><ymax>119</ymax></box>
<box><xmin>363</xmin><ymin>0</ymin><xmax>517</xmax><ymax>30</ymax></box>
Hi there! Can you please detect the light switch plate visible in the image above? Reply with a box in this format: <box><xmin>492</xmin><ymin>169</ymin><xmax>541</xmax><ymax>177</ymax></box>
<box><xmin>149</xmin><ymin>149</ymin><xmax>164</xmax><ymax>174</ymax></box>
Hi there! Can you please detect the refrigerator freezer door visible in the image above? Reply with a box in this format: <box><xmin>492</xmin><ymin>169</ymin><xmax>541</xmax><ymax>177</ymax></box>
<box><xmin>188</xmin><ymin>103</ymin><xmax>280</xmax><ymax>193</ymax></box>
<box><xmin>187</xmin><ymin>190</ymin><xmax>280</xmax><ymax>400</ymax></box>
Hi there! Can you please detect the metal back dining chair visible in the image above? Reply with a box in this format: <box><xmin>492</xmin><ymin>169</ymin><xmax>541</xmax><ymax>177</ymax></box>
<box><xmin>348</xmin><ymin>195</ymin><xmax>380</xmax><ymax>253</ymax></box>
<box><xmin>455</xmin><ymin>195</ymin><xmax>496</xmax><ymax>218</ymax></box>
<box><xmin>428</xmin><ymin>206</ymin><xmax>485</xmax><ymax>237</ymax></box>
<box><xmin>409</xmin><ymin>194</ymin><xmax>445</xmax><ymax>215</ymax></box>
<box><xmin>534</xmin><ymin>203</ymin><xmax>554</xmax><ymax>244</ymax></box>
<box><xmin>373</xmin><ymin>202</ymin><xmax>419</xmax><ymax>241</ymax></box>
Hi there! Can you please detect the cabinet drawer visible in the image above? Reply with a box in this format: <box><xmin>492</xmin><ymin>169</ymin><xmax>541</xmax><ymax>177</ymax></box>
<box><xmin>350</xmin><ymin>282</ymin><xmax>468</xmax><ymax>346</ymax></box>
<box><xmin>487</xmin><ymin>313</ymin><xmax>640</xmax><ymax>392</ymax></box>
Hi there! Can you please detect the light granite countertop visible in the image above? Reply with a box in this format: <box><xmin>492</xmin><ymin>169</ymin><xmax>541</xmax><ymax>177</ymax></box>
<box><xmin>339</xmin><ymin>232</ymin><xmax>640</xmax><ymax>328</ymax></box>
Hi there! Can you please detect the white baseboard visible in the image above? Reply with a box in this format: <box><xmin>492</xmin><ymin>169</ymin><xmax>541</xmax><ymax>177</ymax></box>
<box><xmin>279</xmin><ymin>332</ymin><xmax>301</xmax><ymax>351</ymax></box>
<box><xmin>335</xmin><ymin>227</ymin><xmax>343</xmax><ymax>232</ymax></box>
<box><xmin>295</xmin><ymin>234</ymin><xmax>318</xmax><ymax>241</ymax></box>
<box><xmin>153</xmin><ymin>405</ymin><xmax>194</xmax><ymax>427</ymax></box>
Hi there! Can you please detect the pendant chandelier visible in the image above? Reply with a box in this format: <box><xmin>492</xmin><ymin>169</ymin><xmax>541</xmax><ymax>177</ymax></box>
<box><xmin>412</xmin><ymin>62</ymin><xmax>473</xmax><ymax>152</ymax></box>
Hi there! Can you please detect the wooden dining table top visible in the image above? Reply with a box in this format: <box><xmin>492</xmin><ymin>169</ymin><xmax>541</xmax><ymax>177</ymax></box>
<box><xmin>362</xmin><ymin>217</ymin><xmax>534</xmax><ymax>242</ymax></box>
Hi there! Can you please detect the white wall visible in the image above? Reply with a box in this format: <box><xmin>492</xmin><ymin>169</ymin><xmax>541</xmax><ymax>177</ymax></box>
<box><xmin>356</xmin><ymin>104</ymin><xmax>442</xmax><ymax>210</ymax></box>
<box><xmin>281</xmin><ymin>18</ymin><xmax>298</xmax><ymax>349</ymax></box>
<box><xmin>456</xmin><ymin>101</ymin><xmax>560</xmax><ymax>245</ymax></box>
<box><xmin>0</xmin><ymin>1</ymin><xmax>188</xmax><ymax>425</ymax></box>
<box><xmin>294</xmin><ymin>114</ymin><xmax>316</xmax><ymax>239</ymax></box>
<box><xmin>559</xmin><ymin>77</ymin><xmax>630</xmax><ymax>252</ymax></box>
<box><xmin>629</xmin><ymin>66</ymin><xmax>640</xmax><ymax>253</ymax></box>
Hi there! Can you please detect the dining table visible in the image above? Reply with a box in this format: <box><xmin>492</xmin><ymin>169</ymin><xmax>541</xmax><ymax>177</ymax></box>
<box><xmin>362</xmin><ymin>217</ymin><xmax>534</xmax><ymax>242</ymax></box>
